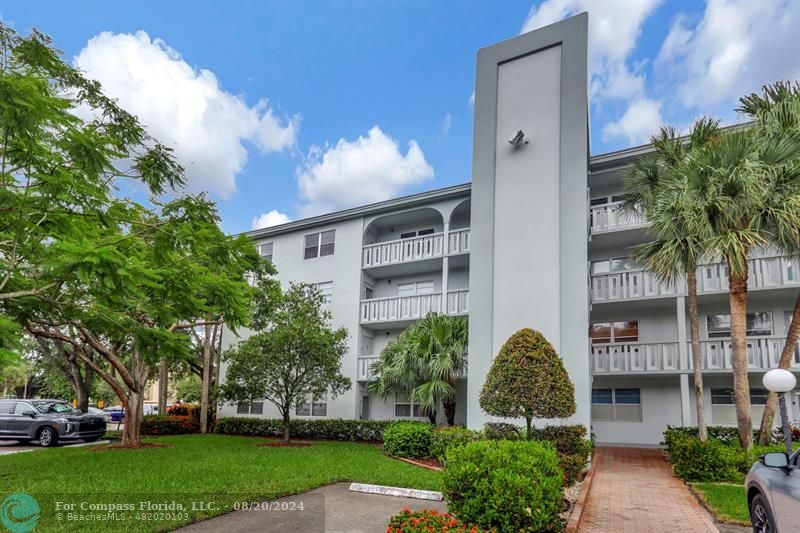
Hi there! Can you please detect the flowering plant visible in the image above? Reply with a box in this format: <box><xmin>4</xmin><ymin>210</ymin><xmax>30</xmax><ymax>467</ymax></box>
<box><xmin>386</xmin><ymin>509</ymin><xmax>493</xmax><ymax>533</ymax></box>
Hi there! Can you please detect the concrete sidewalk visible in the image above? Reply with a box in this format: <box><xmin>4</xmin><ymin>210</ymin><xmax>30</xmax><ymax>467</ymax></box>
<box><xmin>578</xmin><ymin>447</ymin><xmax>719</xmax><ymax>533</ymax></box>
<box><xmin>177</xmin><ymin>482</ymin><xmax>447</xmax><ymax>533</ymax></box>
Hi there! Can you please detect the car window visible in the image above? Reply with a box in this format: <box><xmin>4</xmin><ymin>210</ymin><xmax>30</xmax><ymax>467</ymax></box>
<box><xmin>32</xmin><ymin>401</ymin><xmax>79</xmax><ymax>414</ymax></box>
<box><xmin>0</xmin><ymin>401</ymin><xmax>15</xmax><ymax>414</ymax></box>
<box><xmin>13</xmin><ymin>402</ymin><xmax>32</xmax><ymax>415</ymax></box>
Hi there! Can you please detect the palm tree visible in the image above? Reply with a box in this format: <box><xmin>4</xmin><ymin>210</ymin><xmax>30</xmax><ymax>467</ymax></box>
<box><xmin>624</xmin><ymin>118</ymin><xmax>720</xmax><ymax>442</ymax></box>
<box><xmin>738</xmin><ymin>82</ymin><xmax>800</xmax><ymax>444</ymax></box>
<box><xmin>367</xmin><ymin>313</ymin><xmax>467</xmax><ymax>425</ymax></box>
<box><xmin>684</xmin><ymin>88</ymin><xmax>800</xmax><ymax>450</ymax></box>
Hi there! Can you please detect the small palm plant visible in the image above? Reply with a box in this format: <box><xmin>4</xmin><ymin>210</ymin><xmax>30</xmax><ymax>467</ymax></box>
<box><xmin>367</xmin><ymin>313</ymin><xmax>467</xmax><ymax>425</ymax></box>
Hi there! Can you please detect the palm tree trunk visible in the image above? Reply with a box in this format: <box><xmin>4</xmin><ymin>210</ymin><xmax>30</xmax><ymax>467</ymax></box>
<box><xmin>443</xmin><ymin>394</ymin><xmax>456</xmax><ymax>426</ymax></box>
<box><xmin>758</xmin><ymin>293</ymin><xmax>800</xmax><ymax>444</ymax></box>
<box><xmin>687</xmin><ymin>271</ymin><xmax>708</xmax><ymax>442</ymax></box>
<box><xmin>728</xmin><ymin>262</ymin><xmax>753</xmax><ymax>451</ymax></box>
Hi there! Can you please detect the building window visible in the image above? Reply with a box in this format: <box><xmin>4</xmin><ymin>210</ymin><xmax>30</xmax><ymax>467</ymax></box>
<box><xmin>314</xmin><ymin>281</ymin><xmax>334</xmax><ymax>305</ymax></box>
<box><xmin>304</xmin><ymin>230</ymin><xmax>335</xmax><ymax>259</ymax></box>
<box><xmin>400</xmin><ymin>228</ymin><xmax>435</xmax><ymax>239</ymax></box>
<box><xmin>258</xmin><ymin>242</ymin><xmax>274</xmax><ymax>262</ymax></box>
<box><xmin>394</xmin><ymin>393</ymin><xmax>427</xmax><ymax>418</ymax></box>
<box><xmin>590</xmin><ymin>257</ymin><xmax>637</xmax><ymax>275</ymax></box>
<box><xmin>706</xmin><ymin>313</ymin><xmax>773</xmax><ymax>338</ymax></box>
<box><xmin>590</xmin><ymin>321</ymin><xmax>639</xmax><ymax>344</ymax></box>
<box><xmin>591</xmin><ymin>388</ymin><xmax>641</xmax><ymax>422</ymax></box>
<box><xmin>296</xmin><ymin>395</ymin><xmax>327</xmax><ymax>417</ymax></box>
<box><xmin>711</xmin><ymin>388</ymin><xmax>769</xmax><ymax>406</ymax></box>
<box><xmin>237</xmin><ymin>402</ymin><xmax>264</xmax><ymax>415</ymax></box>
<box><xmin>397</xmin><ymin>280</ymin><xmax>434</xmax><ymax>297</ymax></box>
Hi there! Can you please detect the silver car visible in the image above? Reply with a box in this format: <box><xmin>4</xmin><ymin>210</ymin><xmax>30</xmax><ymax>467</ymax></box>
<box><xmin>746</xmin><ymin>450</ymin><xmax>800</xmax><ymax>532</ymax></box>
<box><xmin>0</xmin><ymin>399</ymin><xmax>106</xmax><ymax>447</ymax></box>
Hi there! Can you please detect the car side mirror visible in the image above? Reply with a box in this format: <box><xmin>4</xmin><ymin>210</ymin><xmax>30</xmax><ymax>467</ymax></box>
<box><xmin>21</xmin><ymin>410</ymin><xmax>37</xmax><ymax>417</ymax></box>
<box><xmin>762</xmin><ymin>452</ymin><xmax>789</xmax><ymax>468</ymax></box>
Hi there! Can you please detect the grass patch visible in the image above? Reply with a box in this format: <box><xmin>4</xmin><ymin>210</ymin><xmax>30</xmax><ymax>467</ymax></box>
<box><xmin>692</xmin><ymin>482</ymin><xmax>750</xmax><ymax>525</ymax></box>
<box><xmin>0</xmin><ymin>434</ymin><xmax>441</xmax><ymax>532</ymax></box>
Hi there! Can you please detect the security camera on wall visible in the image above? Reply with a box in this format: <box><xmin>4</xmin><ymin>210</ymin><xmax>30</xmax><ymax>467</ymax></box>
<box><xmin>508</xmin><ymin>129</ymin><xmax>528</xmax><ymax>147</ymax></box>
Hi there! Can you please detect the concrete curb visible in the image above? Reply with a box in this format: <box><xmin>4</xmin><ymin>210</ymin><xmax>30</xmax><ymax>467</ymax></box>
<box><xmin>564</xmin><ymin>456</ymin><xmax>596</xmax><ymax>533</ymax></box>
<box><xmin>393</xmin><ymin>456</ymin><xmax>443</xmax><ymax>472</ymax></box>
<box><xmin>348</xmin><ymin>483</ymin><xmax>443</xmax><ymax>501</ymax></box>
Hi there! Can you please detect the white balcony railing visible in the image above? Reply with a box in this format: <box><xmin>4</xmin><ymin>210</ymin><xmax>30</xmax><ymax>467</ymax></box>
<box><xmin>591</xmin><ymin>256</ymin><xmax>800</xmax><ymax>303</ymax></box>
<box><xmin>359</xmin><ymin>290</ymin><xmax>469</xmax><ymax>324</ymax></box>
<box><xmin>592</xmin><ymin>342</ymin><xmax>680</xmax><ymax>374</ymax></box>
<box><xmin>362</xmin><ymin>233</ymin><xmax>445</xmax><ymax>268</ymax></box>
<box><xmin>449</xmin><ymin>228</ymin><xmax>471</xmax><ymax>255</ymax></box>
<box><xmin>357</xmin><ymin>354</ymin><xmax>468</xmax><ymax>381</ymax></box>
<box><xmin>590</xmin><ymin>201</ymin><xmax>645</xmax><ymax>233</ymax></box>
<box><xmin>692</xmin><ymin>337</ymin><xmax>800</xmax><ymax>371</ymax></box>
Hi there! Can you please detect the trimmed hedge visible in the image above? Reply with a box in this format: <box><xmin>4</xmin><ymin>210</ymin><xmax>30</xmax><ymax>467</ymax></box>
<box><xmin>483</xmin><ymin>422</ymin><xmax>522</xmax><ymax>441</ymax></box>
<box><xmin>383</xmin><ymin>422</ymin><xmax>434</xmax><ymax>458</ymax></box>
<box><xmin>430</xmin><ymin>426</ymin><xmax>482</xmax><ymax>463</ymax></box>
<box><xmin>530</xmin><ymin>424</ymin><xmax>592</xmax><ymax>486</ymax></box>
<box><xmin>387</xmin><ymin>509</ymin><xmax>491</xmax><ymax>532</ymax></box>
<box><xmin>141</xmin><ymin>415</ymin><xmax>199</xmax><ymax>436</ymax></box>
<box><xmin>215</xmin><ymin>417</ymin><xmax>392</xmax><ymax>442</ymax></box>
<box><xmin>443</xmin><ymin>440</ymin><xmax>563</xmax><ymax>532</ymax></box>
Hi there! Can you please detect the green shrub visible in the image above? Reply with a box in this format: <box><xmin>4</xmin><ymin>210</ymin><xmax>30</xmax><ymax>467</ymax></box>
<box><xmin>668</xmin><ymin>433</ymin><xmax>743</xmax><ymax>482</ymax></box>
<box><xmin>663</xmin><ymin>425</ymin><xmax>767</xmax><ymax>448</ymax></box>
<box><xmin>383</xmin><ymin>421</ymin><xmax>434</xmax><ymax>458</ymax></box>
<box><xmin>430</xmin><ymin>426</ymin><xmax>483</xmax><ymax>462</ymax></box>
<box><xmin>483</xmin><ymin>422</ymin><xmax>522</xmax><ymax>441</ymax></box>
<box><xmin>529</xmin><ymin>425</ymin><xmax>592</xmax><ymax>486</ymax></box>
<box><xmin>141</xmin><ymin>415</ymin><xmax>199</xmax><ymax>435</ymax></box>
<box><xmin>443</xmin><ymin>440</ymin><xmax>563</xmax><ymax>532</ymax></box>
<box><xmin>167</xmin><ymin>403</ymin><xmax>200</xmax><ymax>417</ymax></box>
<box><xmin>386</xmin><ymin>509</ymin><xmax>491</xmax><ymax>532</ymax></box>
<box><xmin>215</xmin><ymin>417</ymin><xmax>391</xmax><ymax>441</ymax></box>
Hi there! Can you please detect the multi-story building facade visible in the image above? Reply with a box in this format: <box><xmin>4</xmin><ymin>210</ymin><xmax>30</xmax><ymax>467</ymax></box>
<box><xmin>219</xmin><ymin>13</ymin><xmax>800</xmax><ymax>445</ymax></box>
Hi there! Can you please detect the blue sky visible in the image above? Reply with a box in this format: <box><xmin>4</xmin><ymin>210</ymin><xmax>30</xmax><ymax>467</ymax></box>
<box><xmin>2</xmin><ymin>1</ymin><xmax>798</xmax><ymax>234</ymax></box>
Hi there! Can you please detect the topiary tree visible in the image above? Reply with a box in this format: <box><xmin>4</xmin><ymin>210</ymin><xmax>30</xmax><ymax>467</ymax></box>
<box><xmin>479</xmin><ymin>328</ymin><xmax>575</xmax><ymax>439</ymax></box>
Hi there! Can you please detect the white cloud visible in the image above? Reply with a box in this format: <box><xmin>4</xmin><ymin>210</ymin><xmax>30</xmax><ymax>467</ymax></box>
<box><xmin>74</xmin><ymin>31</ymin><xmax>299</xmax><ymax>198</ymax></box>
<box><xmin>522</xmin><ymin>0</ymin><xmax>661</xmax><ymax>100</ymax></box>
<box><xmin>656</xmin><ymin>0</ymin><xmax>800</xmax><ymax>110</ymax></box>
<box><xmin>440</xmin><ymin>113</ymin><xmax>452</xmax><ymax>137</ymax></box>
<box><xmin>297</xmin><ymin>126</ymin><xmax>434</xmax><ymax>217</ymax></box>
<box><xmin>251</xmin><ymin>210</ymin><xmax>291</xmax><ymax>230</ymax></box>
<box><xmin>602</xmin><ymin>98</ymin><xmax>663</xmax><ymax>145</ymax></box>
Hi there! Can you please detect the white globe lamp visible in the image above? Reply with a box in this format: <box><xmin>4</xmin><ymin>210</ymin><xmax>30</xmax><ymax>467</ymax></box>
<box><xmin>763</xmin><ymin>369</ymin><xmax>797</xmax><ymax>454</ymax></box>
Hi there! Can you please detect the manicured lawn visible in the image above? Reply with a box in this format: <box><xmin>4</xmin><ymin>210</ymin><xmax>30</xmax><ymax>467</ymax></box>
<box><xmin>0</xmin><ymin>434</ymin><xmax>441</xmax><ymax>532</ymax></box>
<box><xmin>692</xmin><ymin>482</ymin><xmax>750</xmax><ymax>524</ymax></box>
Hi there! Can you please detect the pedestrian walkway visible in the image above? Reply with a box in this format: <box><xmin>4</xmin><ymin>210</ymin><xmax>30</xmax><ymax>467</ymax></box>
<box><xmin>579</xmin><ymin>447</ymin><xmax>718</xmax><ymax>533</ymax></box>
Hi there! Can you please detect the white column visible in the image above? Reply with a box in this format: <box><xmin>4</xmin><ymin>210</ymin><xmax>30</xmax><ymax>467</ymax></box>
<box><xmin>442</xmin><ymin>221</ymin><xmax>449</xmax><ymax>314</ymax></box>
<box><xmin>680</xmin><ymin>374</ymin><xmax>692</xmax><ymax>426</ymax></box>
<box><xmin>676</xmin><ymin>296</ymin><xmax>688</xmax><ymax>370</ymax></box>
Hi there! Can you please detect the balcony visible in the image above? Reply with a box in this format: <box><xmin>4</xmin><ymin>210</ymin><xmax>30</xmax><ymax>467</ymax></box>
<box><xmin>591</xmin><ymin>255</ymin><xmax>800</xmax><ymax>303</ymax></box>
<box><xmin>591</xmin><ymin>337</ymin><xmax>800</xmax><ymax>375</ymax></box>
<box><xmin>362</xmin><ymin>229</ymin><xmax>471</xmax><ymax>269</ymax></box>
<box><xmin>589</xmin><ymin>201</ymin><xmax>646</xmax><ymax>234</ymax></box>
<box><xmin>357</xmin><ymin>354</ymin><xmax>468</xmax><ymax>381</ymax></box>
<box><xmin>359</xmin><ymin>290</ymin><xmax>469</xmax><ymax>325</ymax></box>
<box><xmin>592</xmin><ymin>342</ymin><xmax>680</xmax><ymax>374</ymax></box>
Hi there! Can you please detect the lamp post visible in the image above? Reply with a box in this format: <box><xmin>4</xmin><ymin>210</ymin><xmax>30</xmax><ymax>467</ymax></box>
<box><xmin>763</xmin><ymin>369</ymin><xmax>797</xmax><ymax>455</ymax></box>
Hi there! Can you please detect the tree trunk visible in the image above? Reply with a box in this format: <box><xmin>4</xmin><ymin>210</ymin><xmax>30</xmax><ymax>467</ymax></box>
<box><xmin>158</xmin><ymin>356</ymin><xmax>168</xmax><ymax>416</ymax></box>
<box><xmin>728</xmin><ymin>264</ymin><xmax>753</xmax><ymax>451</ymax></box>
<box><xmin>758</xmin><ymin>293</ymin><xmax>800</xmax><ymax>444</ymax></box>
<box><xmin>212</xmin><ymin>323</ymin><xmax>223</xmax><ymax>416</ymax></box>
<box><xmin>442</xmin><ymin>395</ymin><xmax>456</xmax><ymax>426</ymax></box>
<box><xmin>1</xmin><ymin>383</ymin><xmax>7</xmax><ymax>397</ymax></box>
<box><xmin>427</xmin><ymin>410</ymin><xmax>437</xmax><ymax>424</ymax></box>
<box><xmin>282</xmin><ymin>409</ymin><xmax>291</xmax><ymax>443</ymax></box>
<box><xmin>687</xmin><ymin>271</ymin><xmax>708</xmax><ymax>442</ymax></box>
<box><xmin>75</xmin><ymin>383</ymin><xmax>90</xmax><ymax>413</ymax></box>
<box><xmin>121</xmin><ymin>390</ymin><xmax>143</xmax><ymax>447</ymax></box>
<box><xmin>525</xmin><ymin>416</ymin><xmax>532</xmax><ymax>440</ymax></box>
<box><xmin>200</xmin><ymin>323</ymin><xmax>212</xmax><ymax>434</ymax></box>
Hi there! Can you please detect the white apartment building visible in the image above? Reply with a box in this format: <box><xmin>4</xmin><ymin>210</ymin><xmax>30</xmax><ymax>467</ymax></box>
<box><xmin>219</xmin><ymin>14</ymin><xmax>800</xmax><ymax>445</ymax></box>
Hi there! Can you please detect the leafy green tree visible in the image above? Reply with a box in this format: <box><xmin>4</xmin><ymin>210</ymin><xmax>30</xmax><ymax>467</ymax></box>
<box><xmin>624</xmin><ymin>118</ymin><xmax>721</xmax><ymax>442</ymax></box>
<box><xmin>220</xmin><ymin>283</ymin><xmax>351</xmax><ymax>442</ymax></box>
<box><xmin>685</xmin><ymin>82</ymin><xmax>800</xmax><ymax>450</ymax></box>
<box><xmin>368</xmin><ymin>314</ymin><xmax>467</xmax><ymax>425</ymax></box>
<box><xmin>175</xmin><ymin>373</ymin><xmax>202</xmax><ymax>403</ymax></box>
<box><xmin>0</xmin><ymin>25</ymin><xmax>260</xmax><ymax>446</ymax></box>
<box><xmin>31</xmin><ymin>337</ymin><xmax>99</xmax><ymax>411</ymax></box>
<box><xmin>479</xmin><ymin>328</ymin><xmax>575</xmax><ymax>439</ymax></box>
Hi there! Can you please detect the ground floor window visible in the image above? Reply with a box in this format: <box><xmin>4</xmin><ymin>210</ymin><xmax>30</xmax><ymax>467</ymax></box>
<box><xmin>710</xmin><ymin>388</ymin><xmax>769</xmax><ymax>425</ymax></box>
<box><xmin>237</xmin><ymin>401</ymin><xmax>263</xmax><ymax>415</ymax></box>
<box><xmin>296</xmin><ymin>395</ymin><xmax>327</xmax><ymax>417</ymax></box>
<box><xmin>394</xmin><ymin>392</ymin><xmax>427</xmax><ymax>418</ymax></box>
<box><xmin>591</xmin><ymin>387</ymin><xmax>641</xmax><ymax>422</ymax></box>
<box><xmin>711</xmin><ymin>388</ymin><xmax>768</xmax><ymax>405</ymax></box>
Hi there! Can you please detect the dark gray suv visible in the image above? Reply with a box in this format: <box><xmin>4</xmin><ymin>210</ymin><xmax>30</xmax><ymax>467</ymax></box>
<box><xmin>0</xmin><ymin>399</ymin><xmax>106</xmax><ymax>447</ymax></box>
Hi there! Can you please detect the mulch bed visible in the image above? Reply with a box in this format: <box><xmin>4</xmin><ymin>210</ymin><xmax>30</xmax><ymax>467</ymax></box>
<box><xmin>89</xmin><ymin>442</ymin><xmax>175</xmax><ymax>451</ymax></box>
<box><xmin>257</xmin><ymin>439</ymin><xmax>313</xmax><ymax>448</ymax></box>
<box><xmin>391</xmin><ymin>455</ymin><xmax>443</xmax><ymax>471</ymax></box>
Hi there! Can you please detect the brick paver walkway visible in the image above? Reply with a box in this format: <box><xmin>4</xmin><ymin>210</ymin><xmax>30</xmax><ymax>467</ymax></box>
<box><xmin>579</xmin><ymin>447</ymin><xmax>718</xmax><ymax>533</ymax></box>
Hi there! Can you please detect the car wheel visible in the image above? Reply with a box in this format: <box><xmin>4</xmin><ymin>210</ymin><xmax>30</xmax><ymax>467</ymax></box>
<box><xmin>37</xmin><ymin>426</ymin><xmax>59</xmax><ymax>448</ymax></box>
<box><xmin>750</xmin><ymin>493</ymin><xmax>776</xmax><ymax>533</ymax></box>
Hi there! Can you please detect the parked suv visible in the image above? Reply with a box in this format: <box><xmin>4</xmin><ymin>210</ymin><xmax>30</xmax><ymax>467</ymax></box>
<box><xmin>0</xmin><ymin>399</ymin><xmax>107</xmax><ymax>447</ymax></box>
<box><xmin>746</xmin><ymin>449</ymin><xmax>800</xmax><ymax>532</ymax></box>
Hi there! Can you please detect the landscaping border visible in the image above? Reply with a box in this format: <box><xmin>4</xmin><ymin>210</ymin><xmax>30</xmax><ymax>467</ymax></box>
<box><xmin>563</xmin><ymin>456</ymin><xmax>596</xmax><ymax>533</ymax></box>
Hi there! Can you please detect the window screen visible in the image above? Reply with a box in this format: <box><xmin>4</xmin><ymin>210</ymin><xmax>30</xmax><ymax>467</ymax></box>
<box><xmin>320</xmin><ymin>230</ymin><xmax>335</xmax><ymax>256</ymax></box>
